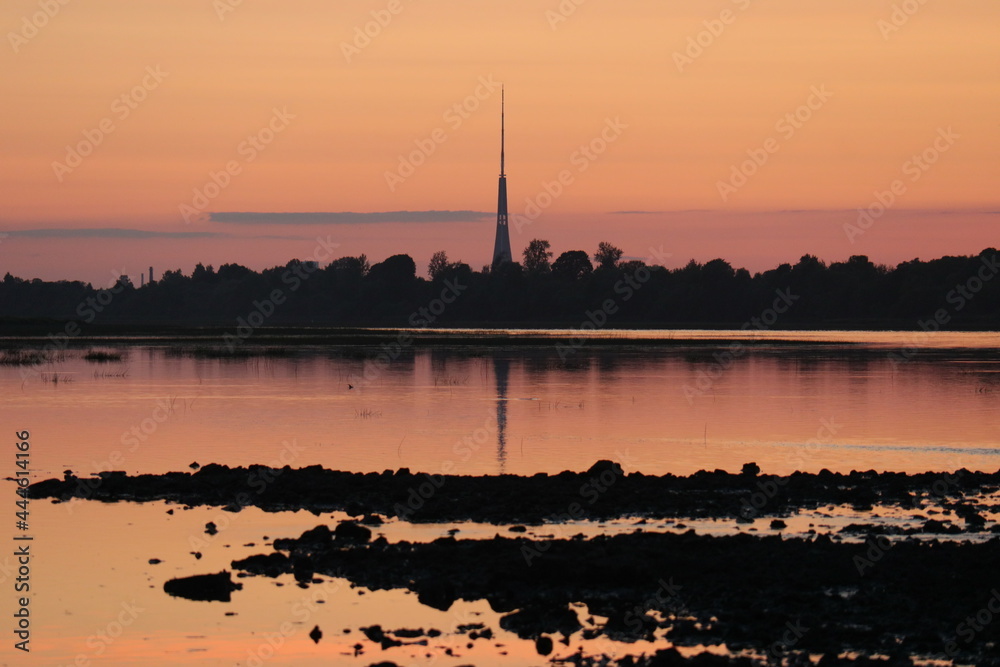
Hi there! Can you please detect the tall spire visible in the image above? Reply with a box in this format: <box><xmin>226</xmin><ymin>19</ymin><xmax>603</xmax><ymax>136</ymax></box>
<box><xmin>491</xmin><ymin>86</ymin><xmax>513</xmax><ymax>271</ymax></box>
<box><xmin>500</xmin><ymin>86</ymin><xmax>505</xmax><ymax>177</ymax></box>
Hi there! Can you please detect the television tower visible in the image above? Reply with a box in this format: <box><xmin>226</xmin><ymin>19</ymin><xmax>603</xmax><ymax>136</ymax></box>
<box><xmin>491</xmin><ymin>87</ymin><xmax>512</xmax><ymax>271</ymax></box>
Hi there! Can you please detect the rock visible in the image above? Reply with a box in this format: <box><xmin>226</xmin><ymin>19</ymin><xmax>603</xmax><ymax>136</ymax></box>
<box><xmin>293</xmin><ymin>557</ymin><xmax>314</xmax><ymax>584</ymax></box>
<box><xmin>360</xmin><ymin>625</ymin><xmax>402</xmax><ymax>649</ymax></box>
<box><xmin>416</xmin><ymin>581</ymin><xmax>456</xmax><ymax>611</ymax></box>
<box><xmin>647</xmin><ymin>648</ymin><xmax>690</xmax><ymax>666</ymax></box>
<box><xmin>163</xmin><ymin>571</ymin><xmax>242</xmax><ymax>602</ymax></box>
<box><xmin>962</xmin><ymin>511</ymin><xmax>986</xmax><ymax>527</ymax></box>
<box><xmin>148</xmin><ymin>558</ymin><xmax>162</xmax><ymax>564</ymax></box>
<box><xmin>770</xmin><ymin>519</ymin><xmax>787</xmax><ymax>530</ymax></box>
<box><xmin>501</xmin><ymin>606</ymin><xmax>581</xmax><ymax>639</ymax></box>
<box><xmin>231</xmin><ymin>553</ymin><xmax>290</xmax><ymax>577</ymax></box>
<box><xmin>360</xmin><ymin>625</ymin><xmax>386</xmax><ymax>643</ymax></box>
<box><xmin>509</xmin><ymin>525</ymin><xmax>527</xmax><ymax>533</ymax></box>
<box><xmin>922</xmin><ymin>519</ymin><xmax>961</xmax><ymax>534</ymax></box>
<box><xmin>280</xmin><ymin>525</ymin><xmax>334</xmax><ymax>554</ymax></box>
<box><xmin>360</xmin><ymin>513</ymin><xmax>384</xmax><ymax>526</ymax></box>
<box><xmin>535</xmin><ymin>635</ymin><xmax>553</xmax><ymax>655</ymax></box>
<box><xmin>392</xmin><ymin>628</ymin><xmax>425</xmax><ymax>638</ymax></box>
<box><xmin>205</xmin><ymin>522</ymin><xmax>218</xmax><ymax>535</ymax></box>
<box><xmin>335</xmin><ymin>521</ymin><xmax>372</xmax><ymax>543</ymax></box>
<box><xmin>586</xmin><ymin>460</ymin><xmax>624</xmax><ymax>478</ymax></box>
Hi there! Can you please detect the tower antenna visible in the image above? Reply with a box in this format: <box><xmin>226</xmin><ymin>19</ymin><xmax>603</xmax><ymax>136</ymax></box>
<box><xmin>500</xmin><ymin>86</ymin><xmax>505</xmax><ymax>177</ymax></box>
<box><xmin>491</xmin><ymin>85</ymin><xmax>512</xmax><ymax>271</ymax></box>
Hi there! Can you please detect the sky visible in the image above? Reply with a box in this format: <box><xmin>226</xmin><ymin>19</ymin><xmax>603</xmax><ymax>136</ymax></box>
<box><xmin>1</xmin><ymin>0</ymin><xmax>997</xmax><ymax>285</ymax></box>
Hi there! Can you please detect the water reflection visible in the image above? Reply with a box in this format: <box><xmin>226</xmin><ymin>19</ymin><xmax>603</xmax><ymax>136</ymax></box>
<box><xmin>494</xmin><ymin>357</ymin><xmax>509</xmax><ymax>472</ymax></box>
<box><xmin>2</xmin><ymin>335</ymin><xmax>999</xmax><ymax>479</ymax></box>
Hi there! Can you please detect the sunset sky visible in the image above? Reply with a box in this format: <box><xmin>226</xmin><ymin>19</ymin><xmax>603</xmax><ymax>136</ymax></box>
<box><xmin>1</xmin><ymin>0</ymin><xmax>997</xmax><ymax>285</ymax></box>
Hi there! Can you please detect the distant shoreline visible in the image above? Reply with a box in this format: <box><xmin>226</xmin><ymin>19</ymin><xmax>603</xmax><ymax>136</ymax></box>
<box><xmin>2</xmin><ymin>322</ymin><xmax>999</xmax><ymax>351</ymax></box>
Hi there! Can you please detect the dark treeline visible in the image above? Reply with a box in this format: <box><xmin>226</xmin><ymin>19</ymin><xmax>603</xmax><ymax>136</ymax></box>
<box><xmin>1</xmin><ymin>241</ymin><xmax>998</xmax><ymax>329</ymax></box>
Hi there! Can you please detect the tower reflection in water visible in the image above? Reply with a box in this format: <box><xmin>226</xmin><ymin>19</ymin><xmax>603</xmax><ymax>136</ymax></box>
<box><xmin>494</xmin><ymin>356</ymin><xmax>509</xmax><ymax>472</ymax></box>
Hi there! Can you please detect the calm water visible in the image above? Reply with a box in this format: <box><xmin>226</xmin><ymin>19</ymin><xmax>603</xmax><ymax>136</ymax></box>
<box><xmin>3</xmin><ymin>329</ymin><xmax>1000</xmax><ymax>480</ymax></box>
<box><xmin>3</xmin><ymin>330</ymin><xmax>1000</xmax><ymax>666</ymax></box>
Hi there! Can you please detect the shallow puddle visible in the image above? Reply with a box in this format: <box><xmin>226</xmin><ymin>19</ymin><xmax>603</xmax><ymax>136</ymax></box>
<box><xmin>9</xmin><ymin>496</ymin><xmax>995</xmax><ymax>665</ymax></box>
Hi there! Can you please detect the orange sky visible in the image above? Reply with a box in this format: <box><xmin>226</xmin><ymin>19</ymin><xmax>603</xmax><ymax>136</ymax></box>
<box><xmin>1</xmin><ymin>0</ymin><xmax>998</xmax><ymax>284</ymax></box>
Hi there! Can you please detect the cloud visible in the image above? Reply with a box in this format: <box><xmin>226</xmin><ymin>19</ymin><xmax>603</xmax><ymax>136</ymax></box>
<box><xmin>0</xmin><ymin>228</ymin><xmax>226</xmax><ymax>239</ymax></box>
<box><xmin>0</xmin><ymin>228</ymin><xmax>314</xmax><ymax>240</ymax></box>
<box><xmin>209</xmin><ymin>210</ymin><xmax>492</xmax><ymax>225</ymax></box>
<box><xmin>609</xmin><ymin>208</ymin><xmax>1000</xmax><ymax>217</ymax></box>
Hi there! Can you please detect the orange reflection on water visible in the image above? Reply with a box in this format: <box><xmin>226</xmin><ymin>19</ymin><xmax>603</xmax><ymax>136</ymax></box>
<box><xmin>13</xmin><ymin>501</ymin><xmax>555</xmax><ymax>666</ymax></box>
<box><xmin>2</xmin><ymin>332</ymin><xmax>998</xmax><ymax>481</ymax></box>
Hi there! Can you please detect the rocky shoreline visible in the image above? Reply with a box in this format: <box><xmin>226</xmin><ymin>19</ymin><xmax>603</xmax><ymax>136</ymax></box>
<box><xmin>28</xmin><ymin>462</ymin><xmax>1000</xmax><ymax>526</ymax></box>
<box><xmin>156</xmin><ymin>519</ymin><xmax>1000</xmax><ymax>665</ymax></box>
<box><xmin>30</xmin><ymin>463</ymin><xmax>1000</xmax><ymax>665</ymax></box>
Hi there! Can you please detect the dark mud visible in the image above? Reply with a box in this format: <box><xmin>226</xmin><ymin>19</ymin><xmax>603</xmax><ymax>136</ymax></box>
<box><xmin>28</xmin><ymin>462</ymin><xmax>1000</xmax><ymax>525</ymax></box>
<box><xmin>228</xmin><ymin>522</ymin><xmax>1000</xmax><ymax>664</ymax></box>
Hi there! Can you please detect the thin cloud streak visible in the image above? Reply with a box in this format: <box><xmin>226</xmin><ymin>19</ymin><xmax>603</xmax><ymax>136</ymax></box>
<box><xmin>1</xmin><ymin>228</ymin><xmax>226</xmax><ymax>239</ymax></box>
<box><xmin>608</xmin><ymin>208</ymin><xmax>999</xmax><ymax>217</ymax></box>
<box><xmin>0</xmin><ymin>228</ymin><xmax>315</xmax><ymax>240</ymax></box>
<box><xmin>209</xmin><ymin>211</ymin><xmax>493</xmax><ymax>225</ymax></box>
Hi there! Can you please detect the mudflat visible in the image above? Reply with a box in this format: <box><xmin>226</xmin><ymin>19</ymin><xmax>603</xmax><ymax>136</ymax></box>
<box><xmin>29</xmin><ymin>463</ymin><xmax>1000</xmax><ymax>664</ymax></box>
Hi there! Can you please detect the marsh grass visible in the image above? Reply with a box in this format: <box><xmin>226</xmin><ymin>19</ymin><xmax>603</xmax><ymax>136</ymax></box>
<box><xmin>83</xmin><ymin>348</ymin><xmax>126</xmax><ymax>363</ymax></box>
<box><xmin>434</xmin><ymin>375</ymin><xmax>469</xmax><ymax>387</ymax></box>
<box><xmin>94</xmin><ymin>364</ymin><xmax>130</xmax><ymax>379</ymax></box>
<box><xmin>0</xmin><ymin>349</ymin><xmax>53</xmax><ymax>366</ymax></box>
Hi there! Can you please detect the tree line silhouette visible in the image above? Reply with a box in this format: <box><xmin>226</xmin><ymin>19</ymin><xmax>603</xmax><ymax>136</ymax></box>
<box><xmin>1</xmin><ymin>242</ymin><xmax>998</xmax><ymax>329</ymax></box>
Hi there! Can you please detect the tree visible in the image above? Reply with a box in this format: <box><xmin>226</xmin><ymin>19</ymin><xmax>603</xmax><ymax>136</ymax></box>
<box><xmin>438</xmin><ymin>261</ymin><xmax>473</xmax><ymax>286</ymax></box>
<box><xmin>552</xmin><ymin>250</ymin><xmax>593</xmax><ymax>281</ymax></box>
<box><xmin>619</xmin><ymin>260</ymin><xmax>648</xmax><ymax>275</ymax></box>
<box><xmin>367</xmin><ymin>254</ymin><xmax>416</xmax><ymax>284</ymax></box>
<box><xmin>192</xmin><ymin>263</ymin><xmax>216</xmax><ymax>283</ymax></box>
<box><xmin>702</xmin><ymin>258</ymin><xmax>735</xmax><ymax>282</ymax></box>
<box><xmin>159</xmin><ymin>269</ymin><xmax>186</xmax><ymax>285</ymax></box>
<box><xmin>794</xmin><ymin>254</ymin><xmax>825</xmax><ymax>273</ymax></box>
<box><xmin>329</xmin><ymin>255</ymin><xmax>369</xmax><ymax>277</ymax></box>
<box><xmin>594</xmin><ymin>242</ymin><xmax>624</xmax><ymax>270</ymax></box>
<box><xmin>217</xmin><ymin>263</ymin><xmax>253</xmax><ymax>281</ymax></box>
<box><xmin>522</xmin><ymin>239</ymin><xmax>553</xmax><ymax>275</ymax></box>
<box><xmin>428</xmin><ymin>251</ymin><xmax>450</xmax><ymax>280</ymax></box>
